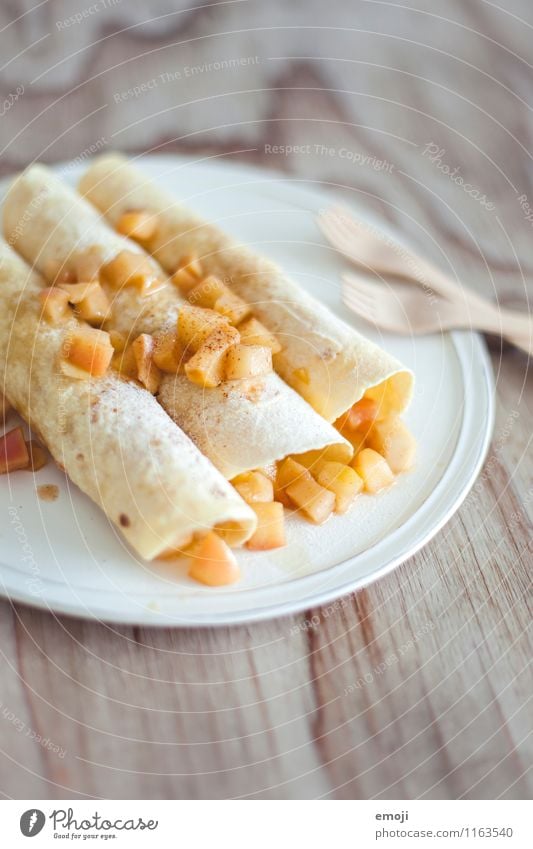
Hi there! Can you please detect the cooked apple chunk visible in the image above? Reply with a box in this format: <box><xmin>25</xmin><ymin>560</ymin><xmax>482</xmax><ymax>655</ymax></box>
<box><xmin>172</xmin><ymin>255</ymin><xmax>203</xmax><ymax>292</ymax></box>
<box><xmin>187</xmin><ymin>275</ymin><xmax>227</xmax><ymax>308</ymax></box>
<box><xmin>61</xmin><ymin>326</ymin><xmax>114</xmax><ymax>378</ymax></box>
<box><xmin>275</xmin><ymin>456</ymin><xmax>308</xmax><ymax>491</ymax></box>
<box><xmin>132</xmin><ymin>333</ymin><xmax>161</xmax><ymax>394</ymax></box>
<box><xmin>366</xmin><ymin>415</ymin><xmax>416</xmax><ymax>474</ymax></box>
<box><xmin>224</xmin><ymin>344</ymin><xmax>272</xmax><ymax>381</ymax></box>
<box><xmin>62</xmin><ymin>282</ymin><xmax>110</xmax><ymax>326</ymax></box>
<box><xmin>0</xmin><ymin>427</ymin><xmax>30</xmax><ymax>474</ymax></box>
<box><xmin>177</xmin><ymin>304</ymin><xmax>230</xmax><ymax>353</ymax></box>
<box><xmin>58</xmin><ymin>281</ymin><xmax>100</xmax><ymax>303</ymax></box>
<box><xmin>246</xmin><ymin>502</ymin><xmax>286</xmax><ymax>550</ymax></box>
<box><xmin>26</xmin><ymin>440</ymin><xmax>48</xmax><ymax>472</ymax></box>
<box><xmin>153</xmin><ymin>329</ymin><xmax>183</xmax><ymax>373</ymax></box>
<box><xmin>286</xmin><ymin>471</ymin><xmax>336</xmax><ymax>524</ymax></box>
<box><xmin>116</xmin><ymin>210</ymin><xmax>158</xmax><ymax>243</ymax></box>
<box><xmin>336</xmin><ymin>397</ymin><xmax>380</xmax><ymax>437</ymax></box>
<box><xmin>352</xmin><ymin>448</ymin><xmax>394</xmax><ymax>494</ymax></box>
<box><xmin>38</xmin><ymin>287</ymin><xmax>71</xmax><ymax>324</ymax></box>
<box><xmin>237</xmin><ymin>316</ymin><xmax>282</xmax><ymax>353</ymax></box>
<box><xmin>292</xmin><ymin>367</ymin><xmax>310</xmax><ymax>386</ymax></box>
<box><xmin>188</xmin><ymin>532</ymin><xmax>241</xmax><ymax>586</ymax></box>
<box><xmin>43</xmin><ymin>259</ymin><xmax>75</xmax><ymax>285</ymax></box>
<box><xmin>315</xmin><ymin>461</ymin><xmax>363</xmax><ymax>514</ymax></box>
<box><xmin>100</xmin><ymin>250</ymin><xmax>161</xmax><ymax>294</ymax></box>
<box><xmin>232</xmin><ymin>470</ymin><xmax>274</xmax><ymax>503</ymax></box>
<box><xmin>112</xmin><ymin>343</ymin><xmax>137</xmax><ymax>379</ymax></box>
<box><xmin>109</xmin><ymin>330</ymin><xmax>127</xmax><ymax>353</ymax></box>
<box><xmin>184</xmin><ymin>324</ymin><xmax>239</xmax><ymax>388</ymax></box>
<box><xmin>213</xmin><ymin>290</ymin><xmax>252</xmax><ymax>326</ymax></box>
<box><xmin>277</xmin><ymin>457</ymin><xmax>335</xmax><ymax>523</ymax></box>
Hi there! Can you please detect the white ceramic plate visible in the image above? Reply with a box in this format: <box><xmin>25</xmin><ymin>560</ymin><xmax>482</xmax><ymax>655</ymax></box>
<box><xmin>0</xmin><ymin>155</ymin><xmax>494</xmax><ymax>627</ymax></box>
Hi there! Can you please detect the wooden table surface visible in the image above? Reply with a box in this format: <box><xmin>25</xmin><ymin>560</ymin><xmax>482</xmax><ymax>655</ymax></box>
<box><xmin>0</xmin><ymin>0</ymin><xmax>531</xmax><ymax>799</ymax></box>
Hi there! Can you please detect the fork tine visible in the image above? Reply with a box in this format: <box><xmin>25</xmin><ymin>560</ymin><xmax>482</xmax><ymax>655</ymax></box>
<box><xmin>342</xmin><ymin>271</ymin><xmax>391</xmax><ymax>300</ymax></box>
<box><xmin>342</xmin><ymin>293</ymin><xmax>377</xmax><ymax>326</ymax></box>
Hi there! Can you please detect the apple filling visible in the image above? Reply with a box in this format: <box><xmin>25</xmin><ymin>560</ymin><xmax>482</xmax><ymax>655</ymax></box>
<box><xmin>230</xmin><ymin>469</ymin><xmax>286</xmax><ymax>550</ymax></box>
<box><xmin>60</xmin><ymin>325</ymin><xmax>114</xmax><ymax>379</ymax></box>
<box><xmin>116</xmin><ymin>210</ymin><xmax>158</xmax><ymax>243</ymax></box>
<box><xmin>174</xmin><ymin>304</ymin><xmax>274</xmax><ymax>389</ymax></box>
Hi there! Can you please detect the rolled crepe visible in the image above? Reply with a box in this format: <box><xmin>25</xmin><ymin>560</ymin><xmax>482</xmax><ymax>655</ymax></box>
<box><xmin>3</xmin><ymin>166</ymin><xmax>351</xmax><ymax>479</ymax></box>
<box><xmin>79</xmin><ymin>154</ymin><xmax>414</xmax><ymax>422</ymax></box>
<box><xmin>0</xmin><ymin>241</ymin><xmax>256</xmax><ymax>558</ymax></box>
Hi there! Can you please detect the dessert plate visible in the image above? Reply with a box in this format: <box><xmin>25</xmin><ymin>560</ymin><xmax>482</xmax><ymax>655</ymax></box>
<box><xmin>0</xmin><ymin>155</ymin><xmax>494</xmax><ymax>626</ymax></box>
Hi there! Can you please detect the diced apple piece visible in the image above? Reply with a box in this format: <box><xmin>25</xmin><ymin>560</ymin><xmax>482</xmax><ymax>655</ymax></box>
<box><xmin>0</xmin><ymin>427</ymin><xmax>30</xmax><ymax>474</ymax></box>
<box><xmin>184</xmin><ymin>325</ymin><xmax>239</xmax><ymax>388</ymax></box>
<box><xmin>276</xmin><ymin>457</ymin><xmax>308</xmax><ymax>491</ymax></box>
<box><xmin>109</xmin><ymin>330</ymin><xmax>127</xmax><ymax>352</ymax></box>
<box><xmin>58</xmin><ymin>281</ymin><xmax>100</xmax><ymax>304</ymax></box>
<box><xmin>38</xmin><ymin>287</ymin><xmax>71</xmax><ymax>324</ymax></box>
<box><xmin>177</xmin><ymin>304</ymin><xmax>230</xmax><ymax>353</ymax></box>
<box><xmin>286</xmin><ymin>471</ymin><xmax>336</xmax><ymax>524</ymax></box>
<box><xmin>224</xmin><ymin>344</ymin><xmax>272</xmax><ymax>381</ymax></box>
<box><xmin>292</xmin><ymin>367</ymin><xmax>310</xmax><ymax>385</ymax></box>
<box><xmin>315</xmin><ymin>461</ymin><xmax>363</xmax><ymax>514</ymax></box>
<box><xmin>112</xmin><ymin>344</ymin><xmax>137</xmax><ymax>379</ymax></box>
<box><xmin>352</xmin><ymin>448</ymin><xmax>394</xmax><ymax>494</ymax></box>
<box><xmin>43</xmin><ymin>259</ymin><xmax>75</xmax><ymax>285</ymax></box>
<box><xmin>214</xmin><ymin>291</ymin><xmax>251</xmax><ymax>326</ymax></box>
<box><xmin>132</xmin><ymin>334</ymin><xmax>161</xmax><ymax>394</ymax></box>
<box><xmin>62</xmin><ymin>326</ymin><xmax>114</xmax><ymax>378</ymax></box>
<box><xmin>187</xmin><ymin>277</ymin><xmax>251</xmax><ymax>324</ymax></box>
<box><xmin>26</xmin><ymin>440</ymin><xmax>48</xmax><ymax>471</ymax></box>
<box><xmin>336</xmin><ymin>397</ymin><xmax>380</xmax><ymax>437</ymax></box>
<box><xmin>232</xmin><ymin>470</ymin><xmax>274</xmax><ymax>503</ymax></box>
<box><xmin>116</xmin><ymin>210</ymin><xmax>157</xmax><ymax>243</ymax></box>
<box><xmin>237</xmin><ymin>316</ymin><xmax>282</xmax><ymax>353</ymax></box>
<box><xmin>76</xmin><ymin>284</ymin><xmax>110</xmax><ymax>326</ymax></box>
<box><xmin>153</xmin><ymin>329</ymin><xmax>183</xmax><ymax>374</ymax></box>
<box><xmin>366</xmin><ymin>415</ymin><xmax>416</xmax><ymax>474</ymax></box>
<box><xmin>172</xmin><ymin>255</ymin><xmax>203</xmax><ymax>292</ymax></box>
<box><xmin>71</xmin><ymin>249</ymin><xmax>103</xmax><ymax>282</ymax></box>
<box><xmin>188</xmin><ymin>532</ymin><xmax>241</xmax><ymax>586</ymax></box>
<box><xmin>246</xmin><ymin>502</ymin><xmax>286</xmax><ymax>550</ymax></box>
<box><xmin>100</xmin><ymin>250</ymin><xmax>159</xmax><ymax>292</ymax></box>
<box><xmin>187</xmin><ymin>275</ymin><xmax>227</xmax><ymax>308</ymax></box>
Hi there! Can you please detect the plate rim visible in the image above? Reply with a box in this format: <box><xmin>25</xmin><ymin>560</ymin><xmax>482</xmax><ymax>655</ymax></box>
<box><xmin>0</xmin><ymin>155</ymin><xmax>495</xmax><ymax>627</ymax></box>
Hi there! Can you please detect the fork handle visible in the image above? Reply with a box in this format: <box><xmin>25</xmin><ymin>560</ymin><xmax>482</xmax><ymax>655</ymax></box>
<box><xmin>474</xmin><ymin>309</ymin><xmax>533</xmax><ymax>355</ymax></box>
<box><xmin>478</xmin><ymin>308</ymin><xmax>533</xmax><ymax>335</ymax></box>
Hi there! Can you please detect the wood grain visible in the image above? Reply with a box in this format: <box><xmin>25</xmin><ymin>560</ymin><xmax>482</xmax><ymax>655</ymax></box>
<box><xmin>0</xmin><ymin>0</ymin><xmax>531</xmax><ymax>799</ymax></box>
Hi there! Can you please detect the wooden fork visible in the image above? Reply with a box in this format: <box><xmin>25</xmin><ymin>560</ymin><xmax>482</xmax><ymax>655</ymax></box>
<box><xmin>342</xmin><ymin>272</ymin><xmax>533</xmax><ymax>354</ymax></box>
<box><xmin>319</xmin><ymin>206</ymin><xmax>533</xmax><ymax>355</ymax></box>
